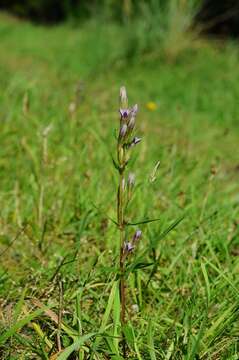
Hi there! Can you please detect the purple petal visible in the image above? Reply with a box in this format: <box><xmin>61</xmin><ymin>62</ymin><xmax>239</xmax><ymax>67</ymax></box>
<box><xmin>124</xmin><ymin>242</ymin><xmax>134</xmax><ymax>252</ymax></box>
<box><xmin>119</xmin><ymin>108</ymin><xmax>130</xmax><ymax>119</ymax></box>
<box><xmin>133</xmin><ymin>229</ymin><xmax>142</xmax><ymax>243</ymax></box>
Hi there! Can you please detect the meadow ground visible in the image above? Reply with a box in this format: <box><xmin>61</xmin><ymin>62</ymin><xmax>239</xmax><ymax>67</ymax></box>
<box><xmin>0</xmin><ymin>13</ymin><xmax>239</xmax><ymax>359</ymax></box>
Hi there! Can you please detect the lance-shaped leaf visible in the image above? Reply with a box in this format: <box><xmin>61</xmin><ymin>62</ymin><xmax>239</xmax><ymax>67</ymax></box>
<box><xmin>125</xmin><ymin>218</ymin><xmax>160</xmax><ymax>226</ymax></box>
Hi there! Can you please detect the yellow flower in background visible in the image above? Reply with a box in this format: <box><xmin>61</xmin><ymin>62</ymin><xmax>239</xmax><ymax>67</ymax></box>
<box><xmin>146</xmin><ymin>101</ymin><xmax>158</xmax><ymax>111</ymax></box>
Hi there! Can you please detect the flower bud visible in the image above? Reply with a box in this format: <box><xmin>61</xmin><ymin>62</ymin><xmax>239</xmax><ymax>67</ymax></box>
<box><xmin>133</xmin><ymin>229</ymin><xmax>142</xmax><ymax>243</ymax></box>
<box><xmin>127</xmin><ymin>172</ymin><xmax>135</xmax><ymax>201</ymax></box>
<box><xmin>128</xmin><ymin>116</ymin><xmax>135</xmax><ymax>130</ymax></box>
<box><xmin>122</xmin><ymin>177</ymin><xmax>126</xmax><ymax>191</ymax></box>
<box><xmin>124</xmin><ymin>242</ymin><xmax>134</xmax><ymax>253</ymax></box>
<box><xmin>119</xmin><ymin>108</ymin><xmax>130</xmax><ymax>121</ymax></box>
<box><xmin>118</xmin><ymin>146</ymin><xmax>124</xmax><ymax>164</ymax></box>
<box><xmin>130</xmin><ymin>137</ymin><xmax>142</xmax><ymax>147</ymax></box>
<box><xmin>131</xmin><ymin>104</ymin><xmax>138</xmax><ymax>117</ymax></box>
<box><xmin>119</xmin><ymin>124</ymin><xmax>128</xmax><ymax>139</ymax></box>
<box><xmin>120</xmin><ymin>86</ymin><xmax>128</xmax><ymax>108</ymax></box>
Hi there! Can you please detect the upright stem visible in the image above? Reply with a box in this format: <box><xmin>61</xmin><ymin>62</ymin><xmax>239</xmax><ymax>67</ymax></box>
<box><xmin>117</xmin><ymin>145</ymin><xmax>126</xmax><ymax>354</ymax></box>
<box><xmin>117</xmin><ymin>86</ymin><xmax>140</xmax><ymax>357</ymax></box>
<box><xmin>118</xmin><ymin>170</ymin><xmax>126</xmax><ymax>325</ymax></box>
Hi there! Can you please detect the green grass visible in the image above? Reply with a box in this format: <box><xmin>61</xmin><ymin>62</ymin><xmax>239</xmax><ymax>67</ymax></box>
<box><xmin>0</xmin><ymin>12</ymin><xmax>239</xmax><ymax>359</ymax></box>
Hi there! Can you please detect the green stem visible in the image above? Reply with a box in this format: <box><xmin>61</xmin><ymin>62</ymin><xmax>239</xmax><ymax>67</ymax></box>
<box><xmin>118</xmin><ymin>171</ymin><xmax>126</xmax><ymax>325</ymax></box>
<box><xmin>117</xmin><ymin>145</ymin><xmax>127</xmax><ymax>355</ymax></box>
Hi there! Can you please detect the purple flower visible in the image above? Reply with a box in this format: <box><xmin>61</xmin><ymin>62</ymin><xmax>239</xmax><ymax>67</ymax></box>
<box><xmin>127</xmin><ymin>104</ymin><xmax>138</xmax><ymax>130</ymax></box>
<box><xmin>123</xmin><ymin>230</ymin><xmax>142</xmax><ymax>258</ymax></box>
<box><xmin>133</xmin><ymin>229</ymin><xmax>142</xmax><ymax>243</ymax></box>
<box><xmin>124</xmin><ymin>242</ymin><xmax>134</xmax><ymax>252</ymax></box>
<box><xmin>119</xmin><ymin>108</ymin><xmax>130</xmax><ymax>119</ymax></box>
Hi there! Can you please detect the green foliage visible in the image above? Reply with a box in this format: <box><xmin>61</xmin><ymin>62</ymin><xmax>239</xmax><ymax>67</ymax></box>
<box><xmin>1</xmin><ymin>0</ymin><xmax>204</xmax><ymax>61</ymax></box>
<box><xmin>121</xmin><ymin>0</ymin><xmax>203</xmax><ymax>60</ymax></box>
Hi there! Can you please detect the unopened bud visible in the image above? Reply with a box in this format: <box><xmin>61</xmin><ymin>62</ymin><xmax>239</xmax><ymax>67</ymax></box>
<box><xmin>118</xmin><ymin>146</ymin><xmax>124</xmax><ymax>164</ymax></box>
<box><xmin>131</xmin><ymin>104</ymin><xmax>138</xmax><ymax>117</ymax></box>
<box><xmin>130</xmin><ymin>137</ymin><xmax>142</xmax><ymax>147</ymax></box>
<box><xmin>128</xmin><ymin>116</ymin><xmax>135</xmax><ymax>130</ymax></box>
<box><xmin>119</xmin><ymin>124</ymin><xmax>128</xmax><ymax>139</ymax></box>
<box><xmin>133</xmin><ymin>229</ymin><xmax>142</xmax><ymax>243</ymax></box>
<box><xmin>122</xmin><ymin>177</ymin><xmax>126</xmax><ymax>191</ymax></box>
<box><xmin>120</xmin><ymin>86</ymin><xmax>128</xmax><ymax>108</ymax></box>
<box><xmin>124</xmin><ymin>242</ymin><xmax>134</xmax><ymax>253</ymax></box>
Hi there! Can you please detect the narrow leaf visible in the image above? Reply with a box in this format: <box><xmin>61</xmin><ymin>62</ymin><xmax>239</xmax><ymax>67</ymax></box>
<box><xmin>90</xmin><ymin>281</ymin><xmax>118</xmax><ymax>356</ymax></box>
<box><xmin>126</xmin><ymin>218</ymin><xmax>160</xmax><ymax>226</ymax></box>
<box><xmin>201</xmin><ymin>262</ymin><xmax>211</xmax><ymax>306</ymax></box>
<box><xmin>113</xmin><ymin>282</ymin><xmax>120</xmax><ymax>355</ymax></box>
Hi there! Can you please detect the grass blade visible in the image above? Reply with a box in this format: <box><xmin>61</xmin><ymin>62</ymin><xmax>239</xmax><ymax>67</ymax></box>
<box><xmin>147</xmin><ymin>320</ymin><xmax>157</xmax><ymax>360</ymax></box>
<box><xmin>0</xmin><ymin>307</ymin><xmax>47</xmax><ymax>345</ymax></box>
<box><xmin>90</xmin><ymin>280</ymin><xmax>118</xmax><ymax>357</ymax></box>
<box><xmin>152</xmin><ymin>214</ymin><xmax>185</xmax><ymax>247</ymax></box>
<box><xmin>13</xmin><ymin>287</ymin><xmax>27</xmax><ymax>322</ymax></box>
<box><xmin>113</xmin><ymin>282</ymin><xmax>120</xmax><ymax>355</ymax></box>
<box><xmin>57</xmin><ymin>333</ymin><xmax>95</xmax><ymax>360</ymax></box>
<box><xmin>126</xmin><ymin>218</ymin><xmax>160</xmax><ymax>226</ymax></box>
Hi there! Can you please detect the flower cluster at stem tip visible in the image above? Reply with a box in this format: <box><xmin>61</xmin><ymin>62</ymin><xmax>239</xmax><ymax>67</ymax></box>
<box><xmin>118</xmin><ymin>87</ymin><xmax>142</xmax><ymax>164</ymax></box>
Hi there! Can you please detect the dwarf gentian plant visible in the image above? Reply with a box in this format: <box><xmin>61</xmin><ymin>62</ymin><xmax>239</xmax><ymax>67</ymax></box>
<box><xmin>116</xmin><ymin>86</ymin><xmax>142</xmax><ymax>340</ymax></box>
